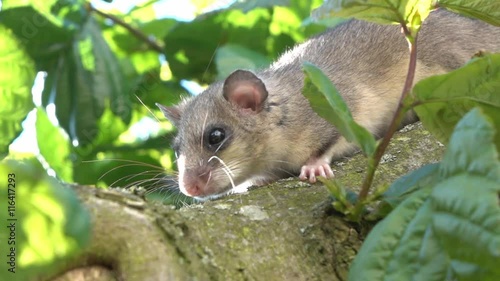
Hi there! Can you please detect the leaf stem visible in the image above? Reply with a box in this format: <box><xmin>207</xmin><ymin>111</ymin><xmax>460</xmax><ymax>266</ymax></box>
<box><xmin>86</xmin><ymin>3</ymin><xmax>164</xmax><ymax>53</ymax></box>
<box><xmin>352</xmin><ymin>28</ymin><xmax>418</xmax><ymax>220</ymax></box>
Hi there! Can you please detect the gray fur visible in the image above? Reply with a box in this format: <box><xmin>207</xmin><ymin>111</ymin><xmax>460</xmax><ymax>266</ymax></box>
<box><xmin>160</xmin><ymin>9</ymin><xmax>500</xmax><ymax>198</ymax></box>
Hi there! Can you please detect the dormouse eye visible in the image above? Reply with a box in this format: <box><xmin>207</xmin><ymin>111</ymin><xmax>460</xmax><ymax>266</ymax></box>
<box><xmin>208</xmin><ymin>128</ymin><xmax>225</xmax><ymax>146</ymax></box>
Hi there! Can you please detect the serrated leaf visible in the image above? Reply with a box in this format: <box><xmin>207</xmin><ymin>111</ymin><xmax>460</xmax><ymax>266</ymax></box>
<box><xmin>0</xmin><ymin>158</ymin><xmax>90</xmax><ymax>280</ymax></box>
<box><xmin>0</xmin><ymin>25</ymin><xmax>36</xmax><ymax>157</ymax></box>
<box><xmin>413</xmin><ymin>53</ymin><xmax>500</xmax><ymax>152</ymax></box>
<box><xmin>431</xmin><ymin>175</ymin><xmax>500</xmax><ymax>281</ymax></box>
<box><xmin>349</xmin><ymin>187</ymin><xmax>435</xmax><ymax>281</ymax></box>
<box><xmin>215</xmin><ymin>44</ymin><xmax>272</xmax><ymax>79</ymax></box>
<box><xmin>36</xmin><ymin>108</ymin><xmax>73</xmax><ymax>182</ymax></box>
<box><xmin>313</xmin><ymin>0</ymin><xmax>434</xmax><ymax>36</ymax></box>
<box><xmin>438</xmin><ymin>0</ymin><xmax>500</xmax><ymax>26</ymax></box>
<box><xmin>430</xmin><ymin>108</ymin><xmax>500</xmax><ymax>280</ymax></box>
<box><xmin>349</xmin><ymin>108</ymin><xmax>500</xmax><ymax>281</ymax></box>
<box><xmin>302</xmin><ymin>62</ymin><xmax>376</xmax><ymax>156</ymax></box>
<box><xmin>440</xmin><ymin>108</ymin><xmax>500</xmax><ymax>180</ymax></box>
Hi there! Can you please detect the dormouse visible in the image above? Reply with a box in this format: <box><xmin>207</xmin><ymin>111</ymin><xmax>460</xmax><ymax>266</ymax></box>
<box><xmin>158</xmin><ymin>9</ymin><xmax>500</xmax><ymax>200</ymax></box>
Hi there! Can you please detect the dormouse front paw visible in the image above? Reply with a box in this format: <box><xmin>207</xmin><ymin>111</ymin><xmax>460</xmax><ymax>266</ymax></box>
<box><xmin>299</xmin><ymin>158</ymin><xmax>334</xmax><ymax>183</ymax></box>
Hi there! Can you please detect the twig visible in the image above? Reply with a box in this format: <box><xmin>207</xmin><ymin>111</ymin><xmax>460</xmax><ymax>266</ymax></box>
<box><xmin>352</xmin><ymin>26</ymin><xmax>418</xmax><ymax>220</ymax></box>
<box><xmin>86</xmin><ymin>3</ymin><xmax>164</xmax><ymax>53</ymax></box>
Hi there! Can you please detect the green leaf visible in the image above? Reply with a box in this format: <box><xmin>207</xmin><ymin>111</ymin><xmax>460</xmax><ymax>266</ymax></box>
<box><xmin>215</xmin><ymin>44</ymin><xmax>272</xmax><ymax>79</ymax></box>
<box><xmin>161</xmin><ymin>2</ymin><xmax>323</xmax><ymax>83</ymax></box>
<box><xmin>413</xmin><ymin>53</ymin><xmax>500</xmax><ymax>152</ymax></box>
<box><xmin>129</xmin><ymin>50</ymin><xmax>162</xmax><ymax>74</ymax></box>
<box><xmin>42</xmin><ymin>18</ymin><xmax>130</xmax><ymax>146</ymax></box>
<box><xmin>128</xmin><ymin>0</ymin><xmax>157</xmax><ymax>22</ymax></box>
<box><xmin>312</xmin><ymin>0</ymin><xmax>434</xmax><ymax>36</ymax></box>
<box><xmin>88</xmin><ymin>19</ymin><xmax>131</xmax><ymax>124</ymax></box>
<box><xmin>163</xmin><ymin>8</ymin><xmax>274</xmax><ymax>82</ymax></box>
<box><xmin>431</xmin><ymin>175</ymin><xmax>500</xmax><ymax>281</ymax></box>
<box><xmin>41</xmin><ymin>51</ymin><xmax>73</xmax><ymax>140</ymax></box>
<box><xmin>36</xmin><ymin>108</ymin><xmax>73</xmax><ymax>182</ymax></box>
<box><xmin>0</xmin><ymin>158</ymin><xmax>90</xmax><ymax>280</ymax></box>
<box><xmin>163</xmin><ymin>6</ymin><xmax>311</xmax><ymax>82</ymax></box>
<box><xmin>349</xmin><ymin>108</ymin><xmax>500</xmax><ymax>281</ymax></box>
<box><xmin>0</xmin><ymin>24</ymin><xmax>36</xmax><ymax>157</ymax></box>
<box><xmin>318</xmin><ymin>177</ymin><xmax>352</xmax><ymax>212</ymax></box>
<box><xmin>2</xmin><ymin>0</ymin><xmax>86</xmax><ymax>29</ymax></box>
<box><xmin>139</xmin><ymin>18</ymin><xmax>177</xmax><ymax>42</ymax></box>
<box><xmin>302</xmin><ymin>62</ymin><xmax>376</xmax><ymax>156</ymax></box>
<box><xmin>438</xmin><ymin>0</ymin><xmax>500</xmax><ymax>26</ymax></box>
<box><xmin>372</xmin><ymin>163</ymin><xmax>440</xmax><ymax>218</ymax></box>
<box><xmin>439</xmin><ymin>108</ymin><xmax>499</xmax><ymax>180</ymax></box>
<box><xmin>94</xmin><ymin>106</ymin><xmax>129</xmax><ymax>147</ymax></box>
<box><xmin>101</xmin><ymin>17</ymin><xmax>175</xmax><ymax>59</ymax></box>
<box><xmin>0</xmin><ymin>3</ymin><xmax>85</xmax><ymax>70</ymax></box>
<box><xmin>349</xmin><ymin>187</ymin><xmax>435</xmax><ymax>281</ymax></box>
<box><xmin>430</xmin><ymin>108</ymin><xmax>500</xmax><ymax>280</ymax></box>
<box><xmin>135</xmin><ymin>79</ymin><xmax>187</xmax><ymax>110</ymax></box>
<box><xmin>228</xmin><ymin>0</ymin><xmax>289</xmax><ymax>12</ymax></box>
<box><xmin>383</xmin><ymin>163</ymin><xmax>440</xmax><ymax>204</ymax></box>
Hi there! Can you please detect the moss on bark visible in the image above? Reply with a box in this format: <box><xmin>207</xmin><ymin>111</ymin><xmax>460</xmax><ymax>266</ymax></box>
<box><xmin>53</xmin><ymin>122</ymin><xmax>445</xmax><ymax>281</ymax></box>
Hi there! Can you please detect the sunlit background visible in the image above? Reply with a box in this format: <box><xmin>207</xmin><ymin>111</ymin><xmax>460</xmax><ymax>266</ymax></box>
<box><xmin>8</xmin><ymin>0</ymin><xmax>233</xmax><ymax>157</ymax></box>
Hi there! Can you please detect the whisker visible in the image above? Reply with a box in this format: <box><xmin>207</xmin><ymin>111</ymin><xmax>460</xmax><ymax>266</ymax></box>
<box><xmin>109</xmin><ymin>172</ymin><xmax>163</xmax><ymax>189</ymax></box>
<box><xmin>273</xmin><ymin>168</ymin><xmax>297</xmax><ymax>178</ymax></box>
<box><xmin>202</xmin><ymin>41</ymin><xmax>221</xmax><ymax>83</ymax></box>
<box><xmin>219</xmin><ymin>166</ymin><xmax>236</xmax><ymax>190</ymax></box>
<box><xmin>144</xmin><ymin>177</ymin><xmax>175</xmax><ymax>193</ymax></box>
<box><xmin>201</xmin><ymin>171</ymin><xmax>213</xmax><ymax>192</ymax></box>
<box><xmin>84</xmin><ymin>156</ymin><xmax>196</xmax><ymax>207</ymax></box>
<box><xmin>83</xmin><ymin>158</ymin><xmax>164</xmax><ymax>170</ymax></box>
<box><xmin>152</xmin><ymin>178</ymin><xmax>179</xmax><ymax>194</ymax></box>
<box><xmin>214</xmin><ymin>133</ymin><xmax>232</xmax><ymax>153</ymax></box>
<box><xmin>119</xmin><ymin>170</ymin><xmax>167</xmax><ymax>186</ymax></box>
<box><xmin>266</xmin><ymin>159</ymin><xmax>295</xmax><ymax>165</ymax></box>
<box><xmin>208</xmin><ymin>156</ymin><xmax>235</xmax><ymax>177</ymax></box>
<box><xmin>201</xmin><ymin>111</ymin><xmax>209</xmax><ymax>151</ymax></box>
<box><xmin>97</xmin><ymin>163</ymin><xmax>162</xmax><ymax>182</ymax></box>
<box><xmin>135</xmin><ymin>94</ymin><xmax>161</xmax><ymax>123</ymax></box>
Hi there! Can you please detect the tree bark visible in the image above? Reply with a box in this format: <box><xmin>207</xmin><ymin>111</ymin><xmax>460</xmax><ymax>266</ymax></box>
<box><xmin>52</xmin><ymin>122</ymin><xmax>445</xmax><ymax>281</ymax></box>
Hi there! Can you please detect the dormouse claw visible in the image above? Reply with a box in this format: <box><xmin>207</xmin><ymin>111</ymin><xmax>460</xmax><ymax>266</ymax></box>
<box><xmin>299</xmin><ymin>160</ymin><xmax>334</xmax><ymax>183</ymax></box>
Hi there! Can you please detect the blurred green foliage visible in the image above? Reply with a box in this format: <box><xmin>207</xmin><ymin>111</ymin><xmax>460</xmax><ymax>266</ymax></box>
<box><xmin>0</xmin><ymin>158</ymin><xmax>91</xmax><ymax>280</ymax></box>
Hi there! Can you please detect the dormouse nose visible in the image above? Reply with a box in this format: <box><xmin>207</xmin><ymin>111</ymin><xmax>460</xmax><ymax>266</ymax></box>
<box><xmin>181</xmin><ymin>168</ymin><xmax>210</xmax><ymax>197</ymax></box>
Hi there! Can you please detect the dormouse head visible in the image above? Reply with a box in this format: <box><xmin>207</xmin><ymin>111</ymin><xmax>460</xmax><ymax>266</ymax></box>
<box><xmin>157</xmin><ymin>70</ymin><xmax>269</xmax><ymax>200</ymax></box>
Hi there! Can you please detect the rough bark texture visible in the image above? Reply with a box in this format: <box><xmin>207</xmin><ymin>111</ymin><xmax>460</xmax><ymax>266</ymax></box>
<box><xmin>51</xmin><ymin>123</ymin><xmax>445</xmax><ymax>281</ymax></box>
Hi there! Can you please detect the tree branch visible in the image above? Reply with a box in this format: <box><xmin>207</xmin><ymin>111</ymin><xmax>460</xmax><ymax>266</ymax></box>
<box><xmin>87</xmin><ymin>3</ymin><xmax>164</xmax><ymax>53</ymax></box>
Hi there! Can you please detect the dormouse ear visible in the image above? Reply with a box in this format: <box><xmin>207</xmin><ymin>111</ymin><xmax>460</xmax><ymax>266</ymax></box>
<box><xmin>156</xmin><ymin>103</ymin><xmax>182</xmax><ymax>127</ymax></box>
<box><xmin>223</xmin><ymin>70</ymin><xmax>268</xmax><ymax>113</ymax></box>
